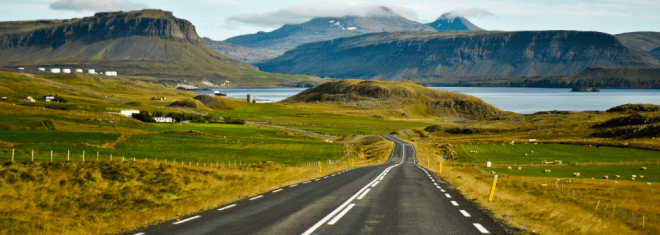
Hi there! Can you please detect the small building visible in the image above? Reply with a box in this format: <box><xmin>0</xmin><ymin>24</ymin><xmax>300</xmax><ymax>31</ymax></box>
<box><xmin>1</xmin><ymin>97</ymin><xmax>8</xmax><ymax>100</ymax></box>
<box><xmin>62</xmin><ymin>69</ymin><xmax>71</xmax><ymax>74</ymax></box>
<box><xmin>154</xmin><ymin>116</ymin><xmax>173</xmax><ymax>123</ymax></box>
<box><xmin>43</xmin><ymin>95</ymin><xmax>55</xmax><ymax>102</ymax></box>
<box><xmin>120</xmin><ymin>110</ymin><xmax>140</xmax><ymax>117</ymax></box>
<box><xmin>151</xmin><ymin>96</ymin><xmax>166</xmax><ymax>100</ymax></box>
<box><xmin>88</xmin><ymin>69</ymin><xmax>96</xmax><ymax>74</ymax></box>
<box><xmin>76</xmin><ymin>69</ymin><xmax>83</xmax><ymax>73</ymax></box>
<box><xmin>17</xmin><ymin>67</ymin><xmax>24</xmax><ymax>70</ymax></box>
<box><xmin>50</xmin><ymin>68</ymin><xmax>61</xmax><ymax>74</ymax></box>
<box><xmin>23</xmin><ymin>96</ymin><xmax>36</xmax><ymax>102</ymax></box>
<box><xmin>105</xmin><ymin>71</ymin><xmax>117</xmax><ymax>76</ymax></box>
<box><xmin>38</xmin><ymin>67</ymin><xmax>45</xmax><ymax>71</ymax></box>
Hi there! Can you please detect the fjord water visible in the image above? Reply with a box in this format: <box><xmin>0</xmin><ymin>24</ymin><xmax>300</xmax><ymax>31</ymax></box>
<box><xmin>191</xmin><ymin>87</ymin><xmax>660</xmax><ymax>114</ymax></box>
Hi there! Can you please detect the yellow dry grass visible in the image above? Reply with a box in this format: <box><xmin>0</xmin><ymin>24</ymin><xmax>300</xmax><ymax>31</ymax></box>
<box><xmin>0</xmin><ymin>135</ymin><xmax>393</xmax><ymax>235</ymax></box>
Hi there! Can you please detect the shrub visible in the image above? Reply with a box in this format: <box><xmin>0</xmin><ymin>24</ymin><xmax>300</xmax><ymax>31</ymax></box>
<box><xmin>132</xmin><ymin>111</ymin><xmax>155</xmax><ymax>122</ymax></box>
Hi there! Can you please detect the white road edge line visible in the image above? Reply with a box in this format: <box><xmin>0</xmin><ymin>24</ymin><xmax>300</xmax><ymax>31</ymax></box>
<box><xmin>451</xmin><ymin>201</ymin><xmax>459</xmax><ymax>206</ymax></box>
<box><xmin>473</xmin><ymin>223</ymin><xmax>491</xmax><ymax>234</ymax></box>
<box><xmin>250</xmin><ymin>195</ymin><xmax>263</xmax><ymax>200</ymax></box>
<box><xmin>460</xmin><ymin>210</ymin><xmax>471</xmax><ymax>217</ymax></box>
<box><xmin>303</xmin><ymin>181</ymin><xmax>311</xmax><ymax>184</ymax></box>
<box><xmin>371</xmin><ymin>181</ymin><xmax>380</xmax><ymax>187</ymax></box>
<box><xmin>173</xmin><ymin>215</ymin><xmax>201</xmax><ymax>225</ymax></box>
<box><xmin>290</xmin><ymin>184</ymin><xmax>299</xmax><ymax>187</ymax></box>
<box><xmin>272</xmin><ymin>189</ymin><xmax>283</xmax><ymax>193</ymax></box>
<box><xmin>218</xmin><ymin>204</ymin><xmax>237</xmax><ymax>211</ymax></box>
<box><xmin>134</xmin><ymin>233</ymin><xmax>145</xmax><ymax>235</ymax></box>
<box><xmin>327</xmin><ymin>203</ymin><xmax>356</xmax><ymax>225</ymax></box>
<box><xmin>357</xmin><ymin>189</ymin><xmax>371</xmax><ymax>200</ymax></box>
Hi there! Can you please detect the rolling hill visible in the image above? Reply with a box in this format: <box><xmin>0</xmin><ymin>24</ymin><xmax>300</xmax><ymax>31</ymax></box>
<box><xmin>615</xmin><ymin>32</ymin><xmax>660</xmax><ymax>52</ymax></box>
<box><xmin>257</xmin><ymin>30</ymin><xmax>660</xmax><ymax>82</ymax></box>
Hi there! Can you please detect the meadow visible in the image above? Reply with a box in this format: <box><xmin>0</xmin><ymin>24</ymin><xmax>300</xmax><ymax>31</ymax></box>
<box><xmin>489</xmin><ymin>164</ymin><xmax>660</xmax><ymax>182</ymax></box>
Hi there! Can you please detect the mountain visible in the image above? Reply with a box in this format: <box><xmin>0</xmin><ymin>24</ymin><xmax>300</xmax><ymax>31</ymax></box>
<box><xmin>203</xmin><ymin>37</ymin><xmax>284</xmax><ymax>64</ymax></box>
<box><xmin>425</xmin><ymin>14</ymin><xmax>482</xmax><ymax>31</ymax></box>
<box><xmin>649</xmin><ymin>47</ymin><xmax>660</xmax><ymax>61</ymax></box>
<box><xmin>224</xmin><ymin>7</ymin><xmax>436</xmax><ymax>52</ymax></box>
<box><xmin>284</xmin><ymin>79</ymin><xmax>505</xmax><ymax>119</ymax></box>
<box><xmin>0</xmin><ymin>9</ymin><xmax>288</xmax><ymax>88</ymax></box>
<box><xmin>616</xmin><ymin>32</ymin><xmax>660</xmax><ymax>52</ymax></box>
<box><xmin>257</xmin><ymin>30</ymin><xmax>660</xmax><ymax>82</ymax></box>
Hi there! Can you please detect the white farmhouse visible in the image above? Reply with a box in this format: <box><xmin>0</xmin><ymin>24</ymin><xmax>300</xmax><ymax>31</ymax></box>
<box><xmin>43</xmin><ymin>95</ymin><xmax>55</xmax><ymax>102</ymax></box>
<box><xmin>153</xmin><ymin>116</ymin><xmax>173</xmax><ymax>123</ymax></box>
<box><xmin>50</xmin><ymin>68</ymin><xmax>61</xmax><ymax>73</ymax></box>
<box><xmin>62</xmin><ymin>69</ymin><xmax>71</xmax><ymax>74</ymax></box>
<box><xmin>76</xmin><ymin>69</ymin><xmax>83</xmax><ymax>73</ymax></box>
<box><xmin>120</xmin><ymin>110</ymin><xmax>140</xmax><ymax>117</ymax></box>
<box><xmin>88</xmin><ymin>69</ymin><xmax>96</xmax><ymax>74</ymax></box>
<box><xmin>38</xmin><ymin>68</ymin><xmax>45</xmax><ymax>71</ymax></box>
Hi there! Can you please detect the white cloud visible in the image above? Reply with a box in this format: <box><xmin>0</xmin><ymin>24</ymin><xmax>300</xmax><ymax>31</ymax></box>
<box><xmin>227</xmin><ymin>2</ymin><xmax>419</xmax><ymax>27</ymax></box>
<box><xmin>441</xmin><ymin>8</ymin><xmax>496</xmax><ymax>19</ymax></box>
<box><xmin>50</xmin><ymin>0</ymin><xmax>147</xmax><ymax>12</ymax></box>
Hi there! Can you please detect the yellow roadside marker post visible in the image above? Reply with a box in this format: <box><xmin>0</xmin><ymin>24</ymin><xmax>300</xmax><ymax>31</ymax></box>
<box><xmin>488</xmin><ymin>175</ymin><xmax>499</xmax><ymax>202</ymax></box>
<box><xmin>319</xmin><ymin>161</ymin><xmax>322</xmax><ymax>173</ymax></box>
<box><xmin>438</xmin><ymin>161</ymin><xmax>443</xmax><ymax>175</ymax></box>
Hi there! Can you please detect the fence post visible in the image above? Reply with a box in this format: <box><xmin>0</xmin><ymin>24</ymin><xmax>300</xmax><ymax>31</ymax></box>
<box><xmin>587</xmin><ymin>197</ymin><xmax>591</xmax><ymax>205</ymax></box>
<box><xmin>612</xmin><ymin>205</ymin><xmax>616</xmax><ymax>216</ymax></box>
<box><xmin>632</xmin><ymin>211</ymin><xmax>634</xmax><ymax>226</ymax></box>
<box><xmin>31</xmin><ymin>150</ymin><xmax>34</xmax><ymax>161</ymax></box>
<box><xmin>12</xmin><ymin>149</ymin><xmax>14</xmax><ymax>161</ymax></box>
<box><xmin>643</xmin><ymin>215</ymin><xmax>645</xmax><ymax>230</ymax></box>
<box><xmin>110</xmin><ymin>154</ymin><xmax>112</xmax><ymax>161</ymax></box>
<box><xmin>97</xmin><ymin>151</ymin><xmax>99</xmax><ymax>161</ymax></box>
<box><xmin>82</xmin><ymin>151</ymin><xmax>85</xmax><ymax>162</ymax></box>
<box><xmin>51</xmin><ymin>150</ymin><xmax>53</xmax><ymax>162</ymax></box>
<box><xmin>603</xmin><ymin>204</ymin><xmax>609</xmax><ymax>212</ymax></box>
<box><xmin>67</xmin><ymin>150</ymin><xmax>70</xmax><ymax>161</ymax></box>
<box><xmin>595</xmin><ymin>200</ymin><xmax>600</xmax><ymax>211</ymax></box>
<box><xmin>122</xmin><ymin>156</ymin><xmax>124</xmax><ymax>161</ymax></box>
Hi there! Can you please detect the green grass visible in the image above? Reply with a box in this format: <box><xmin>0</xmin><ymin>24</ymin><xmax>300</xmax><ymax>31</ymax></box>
<box><xmin>489</xmin><ymin>164</ymin><xmax>660</xmax><ymax>182</ymax></box>
<box><xmin>455</xmin><ymin>144</ymin><xmax>660</xmax><ymax>164</ymax></box>
<box><xmin>1</xmin><ymin>124</ymin><xmax>343</xmax><ymax>165</ymax></box>
<box><xmin>244</xmin><ymin>71</ymin><xmax>309</xmax><ymax>81</ymax></box>
<box><xmin>0</xmin><ymin>130</ymin><xmax>120</xmax><ymax>143</ymax></box>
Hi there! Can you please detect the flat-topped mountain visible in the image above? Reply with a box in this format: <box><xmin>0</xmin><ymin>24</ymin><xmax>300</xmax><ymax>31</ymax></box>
<box><xmin>616</xmin><ymin>32</ymin><xmax>660</xmax><ymax>52</ymax></box>
<box><xmin>258</xmin><ymin>30</ymin><xmax>660</xmax><ymax>82</ymax></box>
<box><xmin>0</xmin><ymin>9</ymin><xmax>277</xmax><ymax>87</ymax></box>
<box><xmin>203</xmin><ymin>37</ymin><xmax>284</xmax><ymax>64</ymax></box>
<box><xmin>224</xmin><ymin>7</ymin><xmax>436</xmax><ymax>52</ymax></box>
<box><xmin>284</xmin><ymin>79</ymin><xmax>505</xmax><ymax>119</ymax></box>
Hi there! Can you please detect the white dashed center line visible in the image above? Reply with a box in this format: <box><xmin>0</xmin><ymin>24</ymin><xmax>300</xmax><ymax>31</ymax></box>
<box><xmin>290</xmin><ymin>184</ymin><xmax>299</xmax><ymax>187</ymax></box>
<box><xmin>328</xmin><ymin>203</ymin><xmax>356</xmax><ymax>225</ymax></box>
<box><xmin>451</xmin><ymin>201</ymin><xmax>459</xmax><ymax>206</ymax></box>
<box><xmin>357</xmin><ymin>189</ymin><xmax>371</xmax><ymax>200</ymax></box>
<box><xmin>445</xmin><ymin>193</ymin><xmax>452</xmax><ymax>198</ymax></box>
<box><xmin>272</xmin><ymin>189</ymin><xmax>283</xmax><ymax>193</ymax></box>
<box><xmin>371</xmin><ymin>181</ymin><xmax>380</xmax><ymax>187</ymax></box>
<box><xmin>173</xmin><ymin>215</ymin><xmax>200</xmax><ymax>225</ymax></box>
<box><xmin>250</xmin><ymin>195</ymin><xmax>263</xmax><ymax>200</ymax></box>
<box><xmin>460</xmin><ymin>210</ymin><xmax>471</xmax><ymax>217</ymax></box>
<box><xmin>303</xmin><ymin>181</ymin><xmax>311</xmax><ymax>184</ymax></box>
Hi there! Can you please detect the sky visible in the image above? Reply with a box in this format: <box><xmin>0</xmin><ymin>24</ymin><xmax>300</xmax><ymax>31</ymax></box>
<box><xmin>1</xmin><ymin>0</ymin><xmax>658</xmax><ymax>41</ymax></box>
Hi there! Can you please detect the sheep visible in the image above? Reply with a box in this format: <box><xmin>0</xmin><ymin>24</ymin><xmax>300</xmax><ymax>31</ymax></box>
<box><xmin>615</xmin><ymin>175</ymin><xmax>620</xmax><ymax>178</ymax></box>
<box><xmin>648</xmin><ymin>182</ymin><xmax>652</xmax><ymax>185</ymax></box>
<box><xmin>603</xmin><ymin>175</ymin><xmax>609</xmax><ymax>179</ymax></box>
<box><xmin>631</xmin><ymin>177</ymin><xmax>636</xmax><ymax>181</ymax></box>
<box><xmin>640</xmin><ymin>175</ymin><xmax>644</xmax><ymax>178</ymax></box>
<box><xmin>641</xmin><ymin>167</ymin><xmax>647</xmax><ymax>170</ymax></box>
<box><xmin>632</xmin><ymin>175</ymin><xmax>637</xmax><ymax>178</ymax></box>
<box><xmin>507</xmin><ymin>166</ymin><xmax>512</xmax><ymax>170</ymax></box>
<box><xmin>525</xmin><ymin>154</ymin><xmax>528</xmax><ymax>156</ymax></box>
<box><xmin>573</xmin><ymin>172</ymin><xmax>580</xmax><ymax>177</ymax></box>
<box><xmin>544</xmin><ymin>169</ymin><xmax>551</xmax><ymax>173</ymax></box>
<box><xmin>518</xmin><ymin>167</ymin><xmax>522</xmax><ymax>170</ymax></box>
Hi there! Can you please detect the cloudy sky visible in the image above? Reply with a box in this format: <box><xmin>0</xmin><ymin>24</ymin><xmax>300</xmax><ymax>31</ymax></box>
<box><xmin>1</xmin><ymin>0</ymin><xmax>658</xmax><ymax>40</ymax></box>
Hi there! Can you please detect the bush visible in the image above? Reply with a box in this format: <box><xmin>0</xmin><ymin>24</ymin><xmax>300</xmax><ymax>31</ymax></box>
<box><xmin>592</xmin><ymin>114</ymin><xmax>660</xmax><ymax>128</ymax></box>
<box><xmin>168</xmin><ymin>100</ymin><xmax>197</xmax><ymax>108</ymax></box>
<box><xmin>132</xmin><ymin>111</ymin><xmax>155</xmax><ymax>122</ymax></box>
<box><xmin>53</xmin><ymin>95</ymin><xmax>68</xmax><ymax>103</ymax></box>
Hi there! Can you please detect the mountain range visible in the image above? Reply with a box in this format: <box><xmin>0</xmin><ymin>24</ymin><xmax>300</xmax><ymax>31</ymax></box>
<box><xmin>257</xmin><ymin>30</ymin><xmax>660</xmax><ymax>82</ymax></box>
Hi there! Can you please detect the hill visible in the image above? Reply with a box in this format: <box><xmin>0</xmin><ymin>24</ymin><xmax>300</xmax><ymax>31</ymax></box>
<box><xmin>650</xmin><ymin>47</ymin><xmax>660</xmax><ymax>61</ymax></box>
<box><xmin>203</xmin><ymin>37</ymin><xmax>284</xmax><ymax>64</ymax></box>
<box><xmin>258</xmin><ymin>30</ymin><xmax>660</xmax><ymax>82</ymax></box>
<box><xmin>615</xmin><ymin>31</ymin><xmax>660</xmax><ymax>52</ymax></box>
<box><xmin>283</xmin><ymin>79</ymin><xmax>505</xmax><ymax>119</ymax></box>
<box><xmin>0</xmin><ymin>9</ymin><xmax>301</xmax><ymax>88</ymax></box>
<box><xmin>425</xmin><ymin>14</ymin><xmax>482</xmax><ymax>31</ymax></box>
<box><xmin>224</xmin><ymin>7</ymin><xmax>436</xmax><ymax>52</ymax></box>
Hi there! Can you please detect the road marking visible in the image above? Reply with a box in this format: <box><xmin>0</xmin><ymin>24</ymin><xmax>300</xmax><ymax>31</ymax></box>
<box><xmin>134</xmin><ymin>233</ymin><xmax>145</xmax><ymax>235</ymax></box>
<box><xmin>445</xmin><ymin>193</ymin><xmax>452</xmax><ymax>198</ymax></box>
<box><xmin>451</xmin><ymin>201</ymin><xmax>459</xmax><ymax>206</ymax></box>
<box><xmin>433</xmin><ymin>183</ymin><xmax>438</xmax><ymax>186</ymax></box>
<box><xmin>436</xmin><ymin>186</ymin><xmax>441</xmax><ymax>189</ymax></box>
<box><xmin>303</xmin><ymin>181</ymin><xmax>311</xmax><ymax>184</ymax></box>
<box><xmin>331</xmin><ymin>174</ymin><xmax>336</xmax><ymax>176</ymax></box>
<box><xmin>328</xmin><ymin>203</ymin><xmax>356</xmax><ymax>225</ymax></box>
<box><xmin>473</xmin><ymin>223</ymin><xmax>490</xmax><ymax>234</ymax></box>
<box><xmin>324</xmin><ymin>176</ymin><xmax>329</xmax><ymax>178</ymax></box>
<box><xmin>372</xmin><ymin>181</ymin><xmax>380</xmax><ymax>187</ymax></box>
<box><xmin>441</xmin><ymin>189</ymin><xmax>446</xmax><ymax>193</ymax></box>
<box><xmin>250</xmin><ymin>195</ymin><xmax>263</xmax><ymax>200</ymax></box>
<box><xmin>460</xmin><ymin>210</ymin><xmax>471</xmax><ymax>217</ymax></box>
<box><xmin>173</xmin><ymin>215</ymin><xmax>201</xmax><ymax>225</ymax></box>
<box><xmin>272</xmin><ymin>189</ymin><xmax>283</xmax><ymax>193</ymax></box>
<box><xmin>315</xmin><ymin>179</ymin><xmax>320</xmax><ymax>181</ymax></box>
<box><xmin>218</xmin><ymin>204</ymin><xmax>237</xmax><ymax>211</ymax></box>
<box><xmin>357</xmin><ymin>189</ymin><xmax>371</xmax><ymax>200</ymax></box>
<box><xmin>290</xmin><ymin>184</ymin><xmax>299</xmax><ymax>187</ymax></box>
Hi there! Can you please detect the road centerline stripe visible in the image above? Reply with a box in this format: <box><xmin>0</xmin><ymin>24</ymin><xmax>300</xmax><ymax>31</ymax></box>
<box><xmin>451</xmin><ymin>201</ymin><xmax>459</xmax><ymax>206</ymax></box>
<box><xmin>328</xmin><ymin>203</ymin><xmax>356</xmax><ymax>225</ymax></box>
<box><xmin>272</xmin><ymin>189</ymin><xmax>283</xmax><ymax>193</ymax></box>
<box><xmin>250</xmin><ymin>195</ymin><xmax>263</xmax><ymax>200</ymax></box>
<box><xmin>357</xmin><ymin>189</ymin><xmax>371</xmax><ymax>200</ymax></box>
<box><xmin>445</xmin><ymin>193</ymin><xmax>452</xmax><ymax>198</ymax></box>
<box><xmin>460</xmin><ymin>210</ymin><xmax>471</xmax><ymax>217</ymax></box>
<box><xmin>173</xmin><ymin>215</ymin><xmax>200</xmax><ymax>225</ymax></box>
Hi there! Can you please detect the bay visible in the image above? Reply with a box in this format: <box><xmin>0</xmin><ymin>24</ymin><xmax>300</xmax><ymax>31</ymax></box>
<box><xmin>189</xmin><ymin>87</ymin><xmax>660</xmax><ymax>114</ymax></box>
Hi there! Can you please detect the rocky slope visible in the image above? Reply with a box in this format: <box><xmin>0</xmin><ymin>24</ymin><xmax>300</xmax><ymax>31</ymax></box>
<box><xmin>649</xmin><ymin>47</ymin><xmax>660</xmax><ymax>61</ymax></box>
<box><xmin>224</xmin><ymin>7</ymin><xmax>436</xmax><ymax>52</ymax></box>
<box><xmin>203</xmin><ymin>37</ymin><xmax>284</xmax><ymax>64</ymax></box>
<box><xmin>284</xmin><ymin>79</ymin><xmax>505</xmax><ymax>119</ymax></box>
<box><xmin>615</xmin><ymin>32</ymin><xmax>660</xmax><ymax>52</ymax></box>
<box><xmin>258</xmin><ymin>30</ymin><xmax>660</xmax><ymax>82</ymax></box>
<box><xmin>0</xmin><ymin>9</ymin><xmax>289</xmax><ymax>87</ymax></box>
<box><xmin>425</xmin><ymin>14</ymin><xmax>482</xmax><ymax>31</ymax></box>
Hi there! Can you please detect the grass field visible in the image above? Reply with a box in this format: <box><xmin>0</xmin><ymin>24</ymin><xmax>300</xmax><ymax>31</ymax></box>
<box><xmin>490</xmin><ymin>164</ymin><xmax>660</xmax><ymax>182</ymax></box>
<box><xmin>244</xmin><ymin>71</ymin><xmax>310</xmax><ymax>81</ymax></box>
<box><xmin>455</xmin><ymin>144</ymin><xmax>660</xmax><ymax>164</ymax></box>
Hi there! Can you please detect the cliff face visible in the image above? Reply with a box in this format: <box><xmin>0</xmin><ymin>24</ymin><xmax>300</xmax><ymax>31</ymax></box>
<box><xmin>0</xmin><ymin>9</ymin><xmax>201</xmax><ymax>49</ymax></box>
<box><xmin>258</xmin><ymin>30</ymin><xmax>660</xmax><ymax>81</ymax></box>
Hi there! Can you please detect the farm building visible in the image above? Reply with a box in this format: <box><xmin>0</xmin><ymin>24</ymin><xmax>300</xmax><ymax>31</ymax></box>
<box><xmin>154</xmin><ymin>117</ymin><xmax>173</xmax><ymax>123</ymax></box>
<box><xmin>151</xmin><ymin>96</ymin><xmax>166</xmax><ymax>100</ymax></box>
<box><xmin>2</xmin><ymin>97</ymin><xmax>8</xmax><ymax>100</ymax></box>
<box><xmin>76</xmin><ymin>69</ymin><xmax>83</xmax><ymax>73</ymax></box>
<box><xmin>105</xmin><ymin>71</ymin><xmax>117</xmax><ymax>76</ymax></box>
<box><xmin>38</xmin><ymin>68</ymin><xmax>45</xmax><ymax>71</ymax></box>
<box><xmin>120</xmin><ymin>110</ymin><xmax>140</xmax><ymax>117</ymax></box>
<box><xmin>50</xmin><ymin>68</ymin><xmax>61</xmax><ymax>73</ymax></box>
<box><xmin>62</xmin><ymin>69</ymin><xmax>71</xmax><ymax>74</ymax></box>
<box><xmin>43</xmin><ymin>95</ymin><xmax>55</xmax><ymax>102</ymax></box>
<box><xmin>23</xmin><ymin>96</ymin><xmax>35</xmax><ymax>102</ymax></box>
<box><xmin>88</xmin><ymin>69</ymin><xmax>96</xmax><ymax>74</ymax></box>
<box><xmin>17</xmin><ymin>67</ymin><xmax>24</xmax><ymax>70</ymax></box>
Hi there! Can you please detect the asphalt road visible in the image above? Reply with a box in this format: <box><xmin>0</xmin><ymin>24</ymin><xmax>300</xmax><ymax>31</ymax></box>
<box><xmin>124</xmin><ymin>135</ymin><xmax>508</xmax><ymax>235</ymax></box>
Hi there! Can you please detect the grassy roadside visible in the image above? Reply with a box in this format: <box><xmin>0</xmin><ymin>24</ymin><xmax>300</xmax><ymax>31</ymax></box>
<box><xmin>0</xmin><ymin>135</ymin><xmax>393</xmax><ymax>235</ymax></box>
<box><xmin>398</xmin><ymin>130</ymin><xmax>657</xmax><ymax>234</ymax></box>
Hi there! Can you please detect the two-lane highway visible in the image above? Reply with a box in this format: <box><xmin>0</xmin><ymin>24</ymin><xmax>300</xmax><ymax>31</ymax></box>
<box><xmin>125</xmin><ymin>135</ymin><xmax>508</xmax><ymax>235</ymax></box>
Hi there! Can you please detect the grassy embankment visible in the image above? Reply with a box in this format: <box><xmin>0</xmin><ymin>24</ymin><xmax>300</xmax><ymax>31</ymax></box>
<box><xmin>398</xmin><ymin>107</ymin><xmax>660</xmax><ymax>234</ymax></box>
